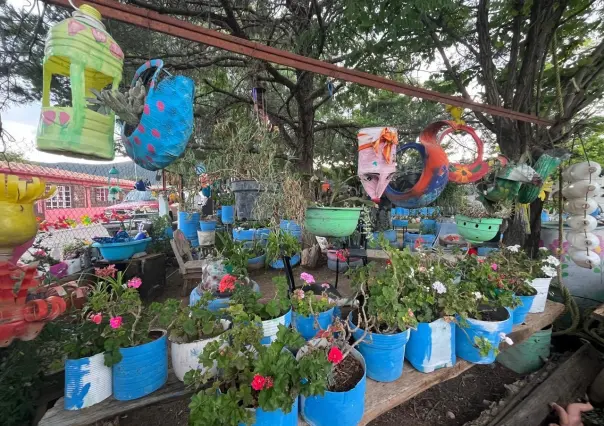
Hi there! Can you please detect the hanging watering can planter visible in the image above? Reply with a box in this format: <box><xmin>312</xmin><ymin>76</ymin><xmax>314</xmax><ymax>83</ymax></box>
<box><xmin>122</xmin><ymin>59</ymin><xmax>195</xmax><ymax>171</ymax></box>
<box><xmin>37</xmin><ymin>5</ymin><xmax>123</xmax><ymax>160</ymax></box>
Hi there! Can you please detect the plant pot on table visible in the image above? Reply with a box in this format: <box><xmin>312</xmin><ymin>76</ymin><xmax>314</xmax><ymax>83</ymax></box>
<box><xmin>406</xmin><ymin>318</ymin><xmax>456</xmax><ymax>373</ymax></box>
<box><xmin>455</xmin><ymin>306</ymin><xmax>511</xmax><ymax>364</ymax></box>
<box><xmin>293</xmin><ymin>306</ymin><xmax>335</xmax><ymax>341</ymax></box>
<box><xmin>64</xmin><ymin>352</ymin><xmax>112</xmax><ymax>410</ymax></box>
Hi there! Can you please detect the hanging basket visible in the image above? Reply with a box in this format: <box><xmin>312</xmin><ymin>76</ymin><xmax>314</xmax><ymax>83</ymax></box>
<box><xmin>455</xmin><ymin>215</ymin><xmax>502</xmax><ymax>244</ymax></box>
<box><xmin>304</xmin><ymin>207</ymin><xmax>361</xmax><ymax>237</ymax></box>
<box><xmin>122</xmin><ymin>59</ymin><xmax>195</xmax><ymax>171</ymax></box>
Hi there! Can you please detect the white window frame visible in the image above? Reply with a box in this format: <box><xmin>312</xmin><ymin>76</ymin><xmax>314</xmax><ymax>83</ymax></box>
<box><xmin>45</xmin><ymin>185</ymin><xmax>72</xmax><ymax>209</ymax></box>
<box><xmin>95</xmin><ymin>187</ymin><xmax>109</xmax><ymax>202</ymax></box>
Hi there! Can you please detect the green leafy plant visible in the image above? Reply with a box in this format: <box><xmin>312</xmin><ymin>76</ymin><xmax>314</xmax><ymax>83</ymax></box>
<box><xmin>231</xmin><ymin>276</ymin><xmax>291</xmax><ymax>320</ymax></box>
<box><xmin>62</xmin><ymin>239</ymin><xmax>89</xmax><ymax>260</ymax></box>
<box><xmin>148</xmin><ymin>214</ymin><xmax>173</xmax><ymax>254</ymax></box>
<box><xmin>266</xmin><ymin>229</ymin><xmax>301</xmax><ymax>264</ymax></box>
<box><xmin>217</xmin><ymin>232</ymin><xmax>255</xmax><ymax>276</ymax></box>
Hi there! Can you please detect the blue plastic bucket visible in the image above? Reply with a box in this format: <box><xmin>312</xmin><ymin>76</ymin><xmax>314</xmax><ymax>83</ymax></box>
<box><xmin>513</xmin><ymin>294</ymin><xmax>536</xmax><ymax>325</ymax></box>
<box><xmin>64</xmin><ymin>352</ymin><xmax>112</xmax><ymax>410</ymax></box>
<box><xmin>178</xmin><ymin>211</ymin><xmax>200</xmax><ymax>239</ymax></box>
<box><xmin>455</xmin><ymin>308</ymin><xmax>510</xmax><ymax>364</ymax></box>
<box><xmin>293</xmin><ymin>307</ymin><xmax>335</xmax><ymax>340</ymax></box>
<box><xmin>199</xmin><ymin>220</ymin><xmax>217</xmax><ymax>231</ymax></box>
<box><xmin>261</xmin><ymin>310</ymin><xmax>292</xmax><ymax>345</ymax></box>
<box><xmin>350</xmin><ymin>316</ymin><xmax>411</xmax><ymax>382</ymax></box>
<box><xmin>392</xmin><ymin>219</ymin><xmax>408</xmax><ymax>228</ymax></box>
<box><xmin>420</xmin><ymin>219</ymin><xmax>437</xmax><ymax>234</ymax></box>
<box><xmin>404</xmin><ymin>233</ymin><xmax>436</xmax><ymax>251</ymax></box>
<box><xmin>113</xmin><ymin>331</ymin><xmax>168</xmax><ymax>401</ymax></box>
<box><xmin>280</xmin><ymin>220</ymin><xmax>301</xmax><ymax>232</ymax></box>
<box><xmin>241</xmin><ymin>397</ymin><xmax>298</xmax><ymax>426</ymax></box>
<box><xmin>300</xmin><ymin>348</ymin><xmax>366</xmax><ymax>426</ymax></box>
<box><xmin>221</xmin><ymin>205</ymin><xmax>234</xmax><ymax>224</ymax></box>
<box><xmin>406</xmin><ymin>319</ymin><xmax>455</xmax><ymax>373</ymax></box>
<box><xmin>270</xmin><ymin>253</ymin><xmax>301</xmax><ymax>269</ymax></box>
<box><xmin>216</xmin><ymin>208</ymin><xmax>222</xmax><ymax>218</ymax></box>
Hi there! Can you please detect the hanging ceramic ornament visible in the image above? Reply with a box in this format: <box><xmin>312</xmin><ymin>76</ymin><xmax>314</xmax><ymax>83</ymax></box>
<box><xmin>562</xmin><ymin>161</ymin><xmax>602</xmax><ymax>182</ymax></box>
<box><xmin>357</xmin><ymin>127</ymin><xmax>398</xmax><ymax>202</ymax></box>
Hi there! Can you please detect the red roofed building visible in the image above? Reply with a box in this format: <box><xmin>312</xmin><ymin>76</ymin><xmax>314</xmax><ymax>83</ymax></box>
<box><xmin>0</xmin><ymin>162</ymin><xmax>137</xmax><ymax>222</ymax></box>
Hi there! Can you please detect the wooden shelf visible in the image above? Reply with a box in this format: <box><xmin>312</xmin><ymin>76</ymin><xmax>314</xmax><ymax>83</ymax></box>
<box><xmin>40</xmin><ymin>301</ymin><xmax>564</xmax><ymax>426</ymax></box>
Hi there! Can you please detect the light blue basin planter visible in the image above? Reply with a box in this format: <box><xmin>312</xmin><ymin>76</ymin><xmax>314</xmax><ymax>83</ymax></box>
<box><xmin>92</xmin><ymin>238</ymin><xmax>151</xmax><ymax>262</ymax></box>
<box><xmin>513</xmin><ymin>294</ymin><xmax>536</xmax><ymax>325</ymax></box>
<box><xmin>293</xmin><ymin>307</ymin><xmax>335</xmax><ymax>340</ymax></box>
<box><xmin>406</xmin><ymin>319</ymin><xmax>456</xmax><ymax>373</ymax></box>
<box><xmin>270</xmin><ymin>253</ymin><xmax>301</xmax><ymax>269</ymax></box>
<box><xmin>261</xmin><ymin>309</ymin><xmax>292</xmax><ymax>345</ymax></box>
<box><xmin>189</xmin><ymin>283</ymin><xmax>260</xmax><ymax>311</ymax></box>
<box><xmin>64</xmin><ymin>352</ymin><xmax>112</xmax><ymax>410</ymax></box>
<box><xmin>300</xmin><ymin>348</ymin><xmax>366</xmax><ymax>426</ymax></box>
<box><xmin>113</xmin><ymin>331</ymin><xmax>168</xmax><ymax>401</ymax></box>
<box><xmin>240</xmin><ymin>397</ymin><xmax>298</xmax><ymax>426</ymax></box>
<box><xmin>455</xmin><ymin>308</ymin><xmax>510</xmax><ymax>364</ymax></box>
<box><xmin>247</xmin><ymin>254</ymin><xmax>266</xmax><ymax>271</ymax></box>
<box><xmin>349</xmin><ymin>315</ymin><xmax>411</xmax><ymax>382</ymax></box>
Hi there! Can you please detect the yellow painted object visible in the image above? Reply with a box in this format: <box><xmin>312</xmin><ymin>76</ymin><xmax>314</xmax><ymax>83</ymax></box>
<box><xmin>36</xmin><ymin>5</ymin><xmax>123</xmax><ymax>160</ymax></box>
<box><xmin>0</xmin><ymin>175</ymin><xmax>56</xmax><ymax>257</ymax></box>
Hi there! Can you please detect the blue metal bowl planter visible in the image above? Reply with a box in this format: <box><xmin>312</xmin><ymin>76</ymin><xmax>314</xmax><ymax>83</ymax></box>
<box><xmin>455</xmin><ymin>307</ymin><xmax>510</xmax><ymax>364</ymax></box>
<box><xmin>280</xmin><ymin>220</ymin><xmax>302</xmax><ymax>242</ymax></box>
<box><xmin>238</xmin><ymin>397</ymin><xmax>298</xmax><ymax>426</ymax></box>
<box><xmin>349</xmin><ymin>314</ymin><xmax>411</xmax><ymax>382</ymax></box>
<box><xmin>260</xmin><ymin>309</ymin><xmax>292</xmax><ymax>345</ymax></box>
<box><xmin>92</xmin><ymin>238</ymin><xmax>151</xmax><ymax>262</ymax></box>
<box><xmin>189</xmin><ymin>282</ymin><xmax>261</xmax><ymax>311</ymax></box>
<box><xmin>300</xmin><ymin>348</ymin><xmax>366</xmax><ymax>426</ymax></box>
<box><xmin>113</xmin><ymin>330</ymin><xmax>168</xmax><ymax>401</ymax></box>
<box><xmin>64</xmin><ymin>352</ymin><xmax>112</xmax><ymax>410</ymax></box>
<box><xmin>121</xmin><ymin>60</ymin><xmax>194</xmax><ymax>171</ymax></box>
<box><xmin>405</xmin><ymin>319</ymin><xmax>456</xmax><ymax>373</ymax></box>
<box><xmin>293</xmin><ymin>307</ymin><xmax>335</xmax><ymax>341</ymax></box>
<box><xmin>513</xmin><ymin>294</ymin><xmax>536</xmax><ymax>325</ymax></box>
<box><xmin>420</xmin><ymin>219</ymin><xmax>437</xmax><ymax>234</ymax></box>
<box><xmin>247</xmin><ymin>254</ymin><xmax>266</xmax><ymax>271</ymax></box>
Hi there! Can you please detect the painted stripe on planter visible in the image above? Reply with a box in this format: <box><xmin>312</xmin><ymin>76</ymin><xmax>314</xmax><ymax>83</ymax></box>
<box><xmin>261</xmin><ymin>310</ymin><xmax>292</xmax><ymax>345</ymax></box>
<box><xmin>64</xmin><ymin>352</ymin><xmax>112</xmax><ymax>410</ymax></box>
<box><xmin>406</xmin><ymin>319</ymin><xmax>455</xmax><ymax>373</ymax></box>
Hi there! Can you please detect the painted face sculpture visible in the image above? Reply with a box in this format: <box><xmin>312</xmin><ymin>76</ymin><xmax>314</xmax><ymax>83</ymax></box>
<box><xmin>357</xmin><ymin>127</ymin><xmax>398</xmax><ymax>203</ymax></box>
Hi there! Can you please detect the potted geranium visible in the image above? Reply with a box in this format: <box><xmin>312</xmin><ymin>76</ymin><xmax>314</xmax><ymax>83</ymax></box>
<box><xmin>347</xmin><ymin>238</ymin><xmax>418</xmax><ymax>382</ymax></box>
<box><xmin>150</xmin><ymin>293</ymin><xmax>230</xmax><ymax>382</ymax></box>
<box><xmin>291</xmin><ymin>272</ymin><xmax>336</xmax><ymax>340</ymax></box>
<box><xmin>86</xmin><ymin>266</ymin><xmax>168</xmax><ymax>401</ymax></box>
<box><xmin>231</xmin><ymin>276</ymin><xmax>291</xmax><ymax>344</ymax></box>
<box><xmin>530</xmin><ymin>246</ymin><xmax>559</xmax><ymax>313</ymax></box>
<box><xmin>266</xmin><ymin>229</ymin><xmax>302</xmax><ymax>269</ymax></box>
<box><xmin>186</xmin><ymin>308</ymin><xmax>327</xmax><ymax>426</ymax></box>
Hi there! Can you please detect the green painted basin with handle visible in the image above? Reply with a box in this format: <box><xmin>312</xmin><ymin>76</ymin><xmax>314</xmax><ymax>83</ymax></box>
<box><xmin>455</xmin><ymin>215</ymin><xmax>503</xmax><ymax>244</ymax></box>
<box><xmin>305</xmin><ymin>207</ymin><xmax>362</xmax><ymax>237</ymax></box>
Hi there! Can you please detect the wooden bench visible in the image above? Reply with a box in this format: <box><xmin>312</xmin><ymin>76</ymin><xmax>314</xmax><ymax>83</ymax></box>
<box><xmin>39</xmin><ymin>300</ymin><xmax>565</xmax><ymax>426</ymax></box>
<box><xmin>170</xmin><ymin>229</ymin><xmax>205</xmax><ymax>296</ymax></box>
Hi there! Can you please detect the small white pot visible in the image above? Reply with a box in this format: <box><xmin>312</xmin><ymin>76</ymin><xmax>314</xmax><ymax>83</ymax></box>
<box><xmin>529</xmin><ymin>278</ymin><xmax>552</xmax><ymax>313</ymax></box>
<box><xmin>197</xmin><ymin>230</ymin><xmax>216</xmax><ymax>246</ymax></box>
<box><xmin>65</xmin><ymin>259</ymin><xmax>82</xmax><ymax>275</ymax></box>
<box><xmin>170</xmin><ymin>320</ymin><xmax>229</xmax><ymax>381</ymax></box>
<box><xmin>64</xmin><ymin>352</ymin><xmax>112</xmax><ymax>410</ymax></box>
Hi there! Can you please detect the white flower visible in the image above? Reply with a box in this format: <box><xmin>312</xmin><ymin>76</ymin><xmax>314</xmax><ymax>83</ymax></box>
<box><xmin>409</xmin><ymin>268</ymin><xmax>415</xmax><ymax>278</ymax></box>
<box><xmin>545</xmin><ymin>255</ymin><xmax>560</xmax><ymax>267</ymax></box>
<box><xmin>429</xmin><ymin>266</ymin><xmax>434</xmax><ymax>272</ymax></box>
<box><xmin>432</xmin><ymin>281</ymin><xmax>447</xmax><ymax>294</ymax></box>
<box><xmin>539</xmin><ymin>247</ymin><xmax>549</xmax><ymax>251</ymax></box>
<box><xmin>499</xmin><ymin>332</ymin><xmax>513</xmax><ymax>345</ymax></box>
<box><xmin>506</xmin><ymin>245</ymin><xmax>521</xmax><ymax>253</ymax></box>
<box><xmin>541</xmin><ymin>265</ymin><xmax>557</xmax><ymax>277</ymax></box>
<box><xmin>473</xmin><ymin>291</ymin><xmax>482</xmax><ymax>300</ymax></box>
<box><xmin>423</xmin><ymin>286</ymin><xmax>431</xmax><ymax>292</ymax></box>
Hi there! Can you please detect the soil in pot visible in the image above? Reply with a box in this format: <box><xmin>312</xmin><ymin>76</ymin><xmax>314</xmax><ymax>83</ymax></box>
<box><xmin>330</xmin><ymin>353</ymin><xmax>364</xmax><ymax>392</ymax></box>
<box><xmin>472</xmin><ymin>305</ymin><xmax>509</xmax><ymax>322</ymax></box>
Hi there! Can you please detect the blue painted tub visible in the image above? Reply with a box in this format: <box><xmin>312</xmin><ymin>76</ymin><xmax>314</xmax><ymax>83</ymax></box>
<box><xmin>233</xmin><ymin>228</ymin><xmax>271</xmax><ymax>242</ymax></box>
<box><xmin>392</xmin><ymin>219</ymin><xmax>408</xmax><ymax>228</ymax></box>
<box><xmin>221</xmin><ymin>205</ymin><xmax>234</xmax><ymax>224</ymax></box>
<box><xmin>64</xmin><ymin>352</ymin><xmax>112</xmax><ymax>410</ymax></box>
<box><xmin>406</xmin><ymin>319</ymin><xmax>455</xmax><ymax>373</ymax></box>
<box><xmin>372</xmin><ymin>230</ymin><xmax>397</xmax><ymax>242</ymax></box>
<box><xmin>190</xmin><ymin>283</ymin><xmax>261</xmax><ymax>311</ymax></box>
<box><xmin>178</xmin><ymin>211</ymin><xmax>200</xmax><ymax>239</ymax></box>
<box><xmin>113</xmin><ymin>331</ymin><xmax>168</xmax><ymax>401</ymax></box>
<box><xmin>280</xmin><ymin>219</ymin><xmax>301</xmax><ymax>232</ymax></box>
<box><xmin>270</xmin><ymin>253</ymin><xmax>301</xmax><ymax>269</ymax></box>
<box><xmin>513</xmin><ymin>294</ymin><xmax>536</xmax><ymax>325</ymax></box>
<box><xmin>92</xmin><ymin>238</ymin><xmax>151</xmax><ymax>262</ymax></box>
<box><xmin>199</xmin><ymin>220</ymin><xmax>217</xmax><ymax>231</ymax></box>
<box><xmin>350</xmin><ymin>316</ymin><xmax>411</xmax><ymax>382</ymax></box>
<box><xmin>241</xmin><ymin>397</ymin><xmax>298</xmax><ymax>426</ymax></box>
<box><xmin>293</xmin><ymin>307</ymin><xmax>335</xmax><ymax>340</ymax></box>
<box><xmin>247</xmin><ymin>254</ymin><xmax>266</xmax><ymax>270</ymax></box>
<box><xmin>260</xmin><ymin>309</ymin><xmax>292</xmax><ymax>345</ymax></box>
<box><xmin>477</xmin><ymin>247</ymin><xmax>499</xmax><ymax>256</ymax></box>
<box><xmin>455</xmin><ymin>308</ymin><xmax>510</xmax><ymax>364</ymax></box>
<box><xmin>403</xmin><ymin>233</ymin><xmax>436</xmax><ymax>251</ymax></box>
<box><xmin>300</xmin><ymin>349</ymin><xmax>366</xmax><ymax>426</ymax></box>
<box><xmin>420</xmin><ymin>219</ymin><xmax>437</xmax><ymax>234</ymax></box>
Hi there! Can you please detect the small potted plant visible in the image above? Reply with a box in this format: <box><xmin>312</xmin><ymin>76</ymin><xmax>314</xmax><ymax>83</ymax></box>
<box><xmin>266</xmin><ymin>229</ymin><xmax>302</xmax><ymax>269</ymax></box>
<box><xmin>62</xmin><ymin>240</ymin><xmax>91</xmax><ymax>274</ymax></box>
<box><xmin>216</xmin><ymin>191</ymin><xmax>235</xmax><ymax>224</ymax></box>
<box><xmin>291</xmin><ymin>273</ymin><xmax>336</xmax><ymax>340</ymax></box>
<box><xmin>529</xmin><ymin>246</ymin><xmax>559</xmax><ymax>313</ymax></box>
<box><xmin>186</xmin><ymin>308</ymin><xmax>327</xmax><ymax>426</ymax></box>
<box><xmin>231</xmin><ymin>276</ymin><xmax>291</xmax><ymax>344</ymax></box>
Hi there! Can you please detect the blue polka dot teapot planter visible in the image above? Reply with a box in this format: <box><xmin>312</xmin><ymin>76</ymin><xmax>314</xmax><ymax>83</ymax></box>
<box><xmin>122</xmin><ymin>59</ymin><xmax>194</xmax><ymax>171</ymax></box>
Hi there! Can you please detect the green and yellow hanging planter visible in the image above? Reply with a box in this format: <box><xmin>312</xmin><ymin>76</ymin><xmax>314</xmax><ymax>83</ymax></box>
<box><xmin>305</xmin><ymin>207</ymin><xmax>361</xmax><ymax>237</ymax></box>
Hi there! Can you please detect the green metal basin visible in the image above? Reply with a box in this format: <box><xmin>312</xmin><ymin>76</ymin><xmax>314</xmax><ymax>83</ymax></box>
<box><xmin>305</xmin><ymin>207</ymin><xmax>361</xmax><ymax>237</ymax></box>
<box><xmin>455</xmin><ymin>215</ymin><xmax>503</xmax><ymax>244</ymax></box>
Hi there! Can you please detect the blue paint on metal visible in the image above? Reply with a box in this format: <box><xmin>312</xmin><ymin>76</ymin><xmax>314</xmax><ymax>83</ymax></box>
<box><xmin>113</xmin><ymin>332</ymin><xmax>168</xmax><ymax>401</ymax></box>
<box><xmin>64</xmin><ymin>357</ymin><xmax>91</xmax><ymax>410</ymax></box>
<box><xmin>349</xmin><ymin>316</ymin><xmax>411</xmax><ymax>382</ymax></box>
<box><xmin>300</xmin><ymin>349</ymin><xmax>366</xmax><ymax>426</ymax></box>
<box><xmin>240</xmin><ymin>397</ymin><xmax>298</xmax><ymax>426</ymax></box>
<box><xmin>392</xmin><ymin>219</ymin><xmax>408</xmax><ymax>228</ymax></box>
<box><xmin>199</xmin><ymin>220</ymin><xmax>217</xmax><ymax>231</ymax></box>
<box><xmin>293</xmin><ymin>307</ymin><xmax>335</xmax><ymax>340</ymax></box>
<box><xmin>420</xmin><ymin>219</ymin><xmax>437</xmax><ymax>234</ymax></box>
<box><xmin>406</xmin><ymin>319</ymin><xmax>456</xmax><ymax>373</ymax></box>
<box><xmin>403</xmin><ymin>233</ymin><xmax>436</xmax><ymax>251</ymax></box>
<box><xmin>455</xmin><ymin>310</ymin><xmax>510</xmax><ymax>364</ymax></box>
<box><xmin>221</xmin><ymin>205</ymin><xmax>235</xmax><ymax>224</ymax></box>
<box><xmin>190</xmin><ymin>284</ymin><xmax>260</xmax><ymax>311</ymax></box>
<box><xmin>513</xmin><ymin>295</ymin><xmax>536</xmax><ymax>325</ymax></box>
<box><xmin>270</xmin><ymin>253</ymin><xmax>301</xmax><ymax>269</ymax></box>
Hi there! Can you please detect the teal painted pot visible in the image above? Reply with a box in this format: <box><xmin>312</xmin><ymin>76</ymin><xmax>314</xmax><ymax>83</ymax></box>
<box><xmin>305</xmin><ymin>207</ymin><xmax>361</xmax><ymax>237</ymax></box>
<box><xmin>497</xmin><ymin>326</ymin><xmax>552</xmax><ymax>374</ymax></box>
<box><xmin>455</xmin><ymin>215</ymin><xmax>503</xmax><ymax>244</ymax></box>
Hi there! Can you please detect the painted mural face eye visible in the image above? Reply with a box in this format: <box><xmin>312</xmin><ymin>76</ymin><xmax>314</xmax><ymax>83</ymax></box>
<box><xmin>363</xmin><ymin>173</ymin><xmax>379</xmax><ymax>182</ymax></box>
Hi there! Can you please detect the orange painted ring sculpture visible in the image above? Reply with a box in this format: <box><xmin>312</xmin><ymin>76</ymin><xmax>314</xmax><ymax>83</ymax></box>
<box><xmin>420</xmin><ymin>121</ymin><xmax>489</xmax><ymax>184</ymax></box>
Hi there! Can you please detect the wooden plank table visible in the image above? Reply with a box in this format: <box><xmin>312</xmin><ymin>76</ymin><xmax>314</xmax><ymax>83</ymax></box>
<box><xmin>40</xmin><ymin>301</ymin><xmax>564</xmax><ymax>426</ymax></box>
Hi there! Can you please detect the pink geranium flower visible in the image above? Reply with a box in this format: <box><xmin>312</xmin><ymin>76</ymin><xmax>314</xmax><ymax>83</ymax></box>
<box><xmin>251</xmin><ymin>374</ymin><xmax>266</xmax><ymax>391</ymax></box>
<box><xmin>327</xmin><ymin>347</ymin><xmax>344</xmax><ymax>364</ymax></box>
<box><xmin>300</xmin><ymin>272</ymin><xmax>315</xmax><ymax>284</ymax></box>
<box><xmin>109</xmin><ymin>316</ymin><xmax>123</xmax><ymax>329</ymax></box>
<box><xmin>321</xmin><ymin>283</ymin><xmax>330</xmax><ymax>289</ymax></box>
<box><xmin>127</xmin><ymin>277</ymin><xmax>142</xmax><ymax>289</ymax></box>
<box><xmin>95</xmin><ymin>264</ymin><xmax>117</xmax><ymax>278</ymax></box>
<box><xmin>90</xmin><ymin>313</ymin><xmax>102</xmax><ymax>324</ymax></box>
<box><xmin>491</xmin><ymin>263</ymin><xmax>498</xmax><ymax>271</ymax></box>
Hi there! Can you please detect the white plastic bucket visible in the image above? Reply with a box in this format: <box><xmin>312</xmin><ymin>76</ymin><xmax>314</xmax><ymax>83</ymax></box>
<box><xmin>64</xmin><ymin>352</ymin><xmax>112</xmax><ymax>410</ymax></box>
<box><xmin>261</xmin><ymin>309</ymin><xmax>292</xmax><ymax>345</ymax></box>
<box><xmin>65</xmin><ymin>259</ymin><xmax>82</xmax><ymax>275</ymax></box>
<box><xmin>530</xmin><ymin>278</ymin><xmax>552</xmax><ymax>313</ymax></box>
<box><xmin>197</xmin><ymin>230</ymin><xmax>216</xmax><ymax>246</ymax></box>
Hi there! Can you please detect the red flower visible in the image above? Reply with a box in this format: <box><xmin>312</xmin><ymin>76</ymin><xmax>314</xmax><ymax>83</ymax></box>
<box><xmin>251</xmin><ymin>374</ymin><xmax>266</xmax><ymax>391</ymax></box>
<box><xmin>219</xmin><ymin>274</ymin><xmax>237</xmax><ymax>293</ymax></box>
<box><xmin>327</xmin><ymin>347</ymin><xmax>344</xmax><ymax>364</ymax></box>
<box><xmin>468</xmin><ymin>247</ymin><xmax>478</xmax><ymax>256</ymax></box>
<box><xmin>335</xmin><ymin>249</ymin><xmax>349</xmax><ymax>262</ymax></box>
<box><xmin>264</xmin><ymin>376</ymin><xmax>274</xmax><ymax>389</ymax></box>
<box><xmin>386</xmin><ymin>259</ymin><xmax>392</xmax><ymax>266</ymax></box>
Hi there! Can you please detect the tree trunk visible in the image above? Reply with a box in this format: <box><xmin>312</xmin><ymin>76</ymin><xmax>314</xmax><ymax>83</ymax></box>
<box><xmin>294</xmin><ymin>70</ymin><xmax>315</xmax><ymax>176</ymax></box>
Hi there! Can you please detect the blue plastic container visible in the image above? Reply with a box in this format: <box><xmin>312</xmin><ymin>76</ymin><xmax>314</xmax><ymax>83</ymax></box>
<box><xmin>92</xmin><ymin>238</ymin><xmax>151</xmax><ymax>262</ymax></box>
<box><xmin>221</xmin><ymin>205</ymin><xmax>235</xmax><ymax>224</ymax></box>
<box><xmin>420</xmin><ymin>219</ymin><xmax>437</xmax><ymax>234</ymax></box>
<box><xmin>164</xmin><ymin>227</ymin><xmax>174</xmax><ymax>239</ymax></box>
<box><xmin>113</xmin><ymin>331</ymin><xmax>168</xmax><ymax>401</ymax></box>
<box><xmin>350</xmin><ymin>317</ymin><xmax>411</xmax><ymax>382</ymax></box>
<box><xmin>178</xmin><ymin>211</ymin><xmax>200</xmax><ymax>237</ymax></box>
<box><xmin>233</xmin><ymin>228</ymin><xmax>271</xmax><ymax>242</ymax></box>
<box><xmin>477</xmin><ymin>247</ymin><xmax>498</xmax><ymax>256</ymax></box>
<box><xmin>293</xmin><ymin>307</ymin><xmax>335</xmax><ymax>340</ymax></box>
<box><xmin>395</xmin><ymin>207</ymin><xmax>410</xmax><ymax>216</ymax></box>
<box><xmin>392</xmin><ymin>219</ymin><xmax>408</xmax><ymax>228</ymax></box>
<box><xmin>260</xmin><ymin>310</ymin><xmax>292</xmax><ymax>345</ymax></box>
<box><xmin>513</xmin><ymin>294</ymin><xmax>536</xmax><ymax>325</ymax></box>
<box><xmin>199</xmin><ymin>220</ymin><xmax>217</xmax><ymax>231</ymax></box>
<box><xmin>270</xmin><ymin>253</ymin><xmax>301</xmax><ymax>269</ymax></box>
<box><xmin>455</xmin><ymin>308</ymin><xmax>510</xmax><ymax>364</ymax></box>
<box><xmin>406</xmin><ymin>319</ymin><xmax>456</xmax><ymax>373</ymax></box>
<box><xmin>240</xmin><ymin>397</ymin><xmax>298</xmax><ymax>426</ymax></box>
<box><xmin>216</xmin><ymin>208</ymin><xmax>222</xmax><ymax>218</ymax></box>
<box><xmin>190</xmin><ymin>283</ymin><xmax>260</xmax><ymax>311</ymax></box>
<box><xmin>404</xmin><ymin>233</ymin><xmax>436</xmax><ymax>251</ymax></box>
<box><xmin>280</xmin><ymin>219</ymin><xmax>301</xmax><ymax>232</ymax></box>
<box><xmin>541</xmin><ymin>210</ymin><xmax>550</xmax><ymax>222</ymax></box>
<box><xmin>64</xmin><ymin>352</ymin><xmax>112</xmax><ymax>410</ymax></box>
<box><xmin>300</xmin><ymin>349</ymin><xmax>366</xmax><ymax>426</ymax></box>
<box><xmin>247</xmin><ymin>254</ymin><xmax>266</xmax><ymax>270</ymax></box>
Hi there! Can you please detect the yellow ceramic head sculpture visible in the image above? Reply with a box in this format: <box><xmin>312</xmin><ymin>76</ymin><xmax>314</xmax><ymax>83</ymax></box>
<box><xmin>0</xmin><ymin>174</ymin><xmax>56</xmax><ymax>259</ymax></box>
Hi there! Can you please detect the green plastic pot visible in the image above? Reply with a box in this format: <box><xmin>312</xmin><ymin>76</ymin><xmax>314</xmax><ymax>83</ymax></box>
<box><xmin>496</xmin><ymin>326</ymin><xmax>552</xmax><ymax>374</ymax></box>
<box><xmin>455</xmin><ymin>215</ymin><xmax>503</xmax><ymax>244</ymax></box>
<box><xmin>305</xmin><ymin>207</ymin><xmax>361</xmax><ymax>237</ymax></box>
